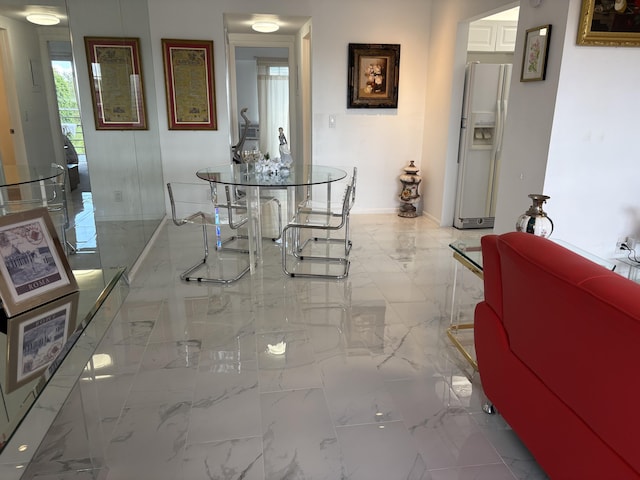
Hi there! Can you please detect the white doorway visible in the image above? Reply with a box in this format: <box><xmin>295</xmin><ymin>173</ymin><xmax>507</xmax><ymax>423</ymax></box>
<box><xmin>448</xmin><ymin>4</ymin><xmax>520</xmax><ymax>229</ymax></box>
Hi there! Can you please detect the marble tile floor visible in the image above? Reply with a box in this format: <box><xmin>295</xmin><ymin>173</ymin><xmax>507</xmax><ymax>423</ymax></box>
<box><xmin>24</xmin><ymin>214</ymin><xmax>549</xmax><ymax>480</ymax></box>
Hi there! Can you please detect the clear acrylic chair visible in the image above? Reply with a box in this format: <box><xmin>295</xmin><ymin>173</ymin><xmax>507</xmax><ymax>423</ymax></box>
<box><xmin>282</xmin><ymin>179</ymin><xmax>355</xmax><ymax>279</ymax></box>
<box><xmin>0</xmin><ymin>163</ymin><xmax>74</xmax><ymax>255</ymax></box>
<box><xmin>167</xmin><ymin>181</ymin><xmax>253</xmax><ymax>284</ymax></box>
<box><xmin>294</xmin><ymin>167</ymin><xmax>357</xmax><ymax>259</ymax></box>
<box><xmin>45</xmin><ymin>164</ymin><xmax>74</xmax><ymax>255</ymax></box>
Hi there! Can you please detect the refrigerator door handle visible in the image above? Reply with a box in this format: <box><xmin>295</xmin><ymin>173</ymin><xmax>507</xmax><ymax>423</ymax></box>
<box><xmin>485</xmin><ymin>97</ymin><xmax>502</xmax><ymax>216</ymax></box>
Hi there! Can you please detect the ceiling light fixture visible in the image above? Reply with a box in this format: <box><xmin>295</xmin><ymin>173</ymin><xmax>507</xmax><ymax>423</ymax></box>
<box><xmin>26</xmin><ymin>14</ymin><xmax>60</xmax><ymax>26</ymax></box>
<box><xmin>252</xmin><ymin>21</ymin><xmax>279</xmax><ymax>33</ymax></box>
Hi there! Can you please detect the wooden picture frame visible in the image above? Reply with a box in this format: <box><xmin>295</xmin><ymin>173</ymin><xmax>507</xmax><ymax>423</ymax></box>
<box><xmin>0</xmin><ymin>208</ymin><xmax>78</xmax><ymax>317</ymax></box>
<box><xmin>162</xmin><ymin>39</ymin><xmax>218</xmax><ymax>130</ymax></box>
<box><xmin>521</xmin><ymin>25</ymin><xmax>552</xmax><ymax>82</ymax></box>
<box><xmin>578</xmin><ymin>0</ymin><xmax>640</xmax><ymax>46</ymax></box>
<box><xmin>347</xmin><ymin>43</ymin><xmax>400</xmax><ymax>108</ymax></box>
<box><xmin>84</xmin><ymin>36</ymin><xmax>147</xmax><ymax>130</ymax></box>
<box><xmin>6</xmin><ymin>292</ymin><xmax>79</xmax><ymax>393</ymax></box>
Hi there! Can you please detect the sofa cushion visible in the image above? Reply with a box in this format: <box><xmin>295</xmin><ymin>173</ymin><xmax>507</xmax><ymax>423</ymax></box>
<box><xmin>495</xmin><ymin>232</ymin><xmax>640</xmax><ymax>474</ymax></box>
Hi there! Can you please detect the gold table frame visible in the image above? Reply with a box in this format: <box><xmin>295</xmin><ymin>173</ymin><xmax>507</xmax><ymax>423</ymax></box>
<box><xmin>447</xmin><ymin>244</ymin><xmax>483</xmax><ymax>371</ymax></box>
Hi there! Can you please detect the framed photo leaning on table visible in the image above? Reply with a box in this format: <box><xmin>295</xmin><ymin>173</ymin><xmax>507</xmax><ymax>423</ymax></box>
<box><xmin>162</xmin><ymin>39</ymin><xmax>217</xmax><ymax>130</ymax></box>
<box><xmin>0</xmin><ymin>208</ymin><xmax>78</xmax><ymax>317</ymax></box>
<box><xmin>84</xmin><ymin>36</ymin><xmax>147</xmax><ymax>130</ymax></box>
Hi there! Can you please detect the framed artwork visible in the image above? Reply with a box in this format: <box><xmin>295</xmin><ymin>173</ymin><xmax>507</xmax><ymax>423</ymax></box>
<box><xmin>84</xmin><ymin>36</ymin><xmax>147</xmax><ymax>130</ymax></box>
<box><xmin>347</xmin><ymin>43</ymin><xmax>400</xmax><ymax>108</ymax></box>
<box><xmin>0</xmin><ymin>208</ymin><xmax>78</xmax><ymax>317</ymax></box>
<box><xmin>578</xmin><ymin>0</ymin><xmax>640</xmax><ymax>46</ymax></box>
<box><xmin>521</xmin><ymin>25</ymin><xmax>552</xmax><ymax>82</ymax></box>
<box><xmin>162</xmin><ymin>39</ymin><xmax>218</xmax><ymax>130</ymax></box>
<box><xmin>5</xmin><ymin>292</ymin><xmax>79</xmax><ymax>393</ymax></box>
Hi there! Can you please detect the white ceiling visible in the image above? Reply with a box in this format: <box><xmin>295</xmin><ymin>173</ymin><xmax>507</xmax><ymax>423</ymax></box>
<box><xmin>480</xmin><ymin>6</ymin><xmax>520</xmax><ymax>22</ymax></box>
<box><xmin>224</xmin><ymin>13</ymin><xmax>310</xmax><ymax>36</ymax></box>
<box><xmin>0</xmin><ymin>0</ymin><xmax>68</xmax><ymax>26</ymax></box>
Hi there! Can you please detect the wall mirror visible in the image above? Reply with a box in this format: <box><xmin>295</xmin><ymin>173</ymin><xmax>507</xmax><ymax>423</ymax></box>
<box><xmin>0</xmin><ymin>0</ymin><xmax>165</xmax><ymax>275</ymax></box>
<box><xmin>234</xmin><ymin>45</ymin><xmax>290</xmax><ymax>160</ymax></box>
<box><xmin>224</xmin><ymin>14</ymin><xmax>312</xmax><ymax>171</ymax></box>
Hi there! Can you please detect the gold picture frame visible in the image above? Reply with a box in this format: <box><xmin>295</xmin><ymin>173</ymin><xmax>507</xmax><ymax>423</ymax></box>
<box><xmin>578</xmin><ymin>0</ymin><xmax>640</xmax><ymax>46</ymax></box>
<box><xmin>162</xmin><ymin>39</ymin><xmax>218</xmax><ymax>130</ymax></box>
<box><xmin>521</xmin><ymin>25</ymin><xmax>552</xmax><ymax>82</ymax></box>
<box><xmin>84</xmin><ymin>36</ymin><xmax>148</xmax><ymax>130</ymax></box>
<box><xmin>0</xmin><ymin>208</ymin><xmax>78</xmax><ymax>317</ymax></box>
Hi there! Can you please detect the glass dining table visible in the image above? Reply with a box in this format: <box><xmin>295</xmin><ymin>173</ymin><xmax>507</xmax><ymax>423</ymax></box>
<box><xmin>0</xmin><ymin>165</ymin><xmax>64</xmax><ymax>188</ymax></box>
<box><xmin>196</xmin><ymin>163</ymin><xmax>347</xmax><ymax>273</ymax></box>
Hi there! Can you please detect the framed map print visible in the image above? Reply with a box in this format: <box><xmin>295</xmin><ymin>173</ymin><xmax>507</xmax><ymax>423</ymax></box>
<box><xmin>84</xmin><ymin>37</ymin><xmax>148</xmax><ymax>130</ymax></box>
<box><xmin>162</xmin><ymin>39</ymin><xmax>218</xmax><ymax>130</ymax></box>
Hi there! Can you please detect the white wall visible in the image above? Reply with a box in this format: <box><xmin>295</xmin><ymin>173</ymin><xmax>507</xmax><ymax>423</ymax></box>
<box><xmin>546</xmin><ymin>0</ymin><xmax>640</xmax><ymax>256</ymax></box>
<box><xmin>493</xmin><ymin>0</ymin><xmax>569</xmax><ymax>234</ymax></box>
<box><xmin>494</xmin><ymin>0</ymin><xmax>640</xmax><ymax>258</ymax></box>
<box><xmin>67</xmin><ymin>0</ymin><xmax>164</xmax><ymax>223</ymax></box>
<box><xmin>67</xmin><ymin>0</ymin><xmax>640</xmax><ymax>258</ymax></box>
<box><xmin>421</xmin><ymin>0</ymin><xmax>519</xmax><ymax>225</ymax></box>
<box><xmin>148</xmin><ymin>0</ymin><xmax>432</xmax><ymax>214</ymax></box>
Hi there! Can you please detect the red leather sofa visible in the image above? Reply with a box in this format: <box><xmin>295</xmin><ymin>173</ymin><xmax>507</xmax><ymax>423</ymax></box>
<box><xmin>475</xmin><ymin>232</ymin><xmax>640</xmax><ymax>479</ymax></box>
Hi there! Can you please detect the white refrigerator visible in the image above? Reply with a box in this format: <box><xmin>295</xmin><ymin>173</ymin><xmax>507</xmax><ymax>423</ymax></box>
<box><xmin>454</xmin><ymin>62</ymin><xmax>512</xmax><ymax>229</ymax></box>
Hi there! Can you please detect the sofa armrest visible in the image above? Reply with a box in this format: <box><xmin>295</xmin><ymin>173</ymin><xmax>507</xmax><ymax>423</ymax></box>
<box><xmin>480</xmin><ymin>235</ymin><xmax>503</xmax><ymax>320</ymax></box>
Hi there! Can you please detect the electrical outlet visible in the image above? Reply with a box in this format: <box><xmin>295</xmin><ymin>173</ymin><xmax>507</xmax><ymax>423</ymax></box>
<box><xmin>114</xmin><ymin>190</ymin><xmax>123</xmax><ymax>202</ymax></box>
<box><xmin>615</xmin><ymin>236</ymin><xmax>636</xmax><ymax>256</ymax></box>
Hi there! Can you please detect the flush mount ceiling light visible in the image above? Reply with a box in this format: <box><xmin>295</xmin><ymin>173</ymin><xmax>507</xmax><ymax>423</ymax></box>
<box><xmin>26</xmin><ymin>13</ymin><xmax>60</xmax><ymax>25</ymax></box>
<box><xmin>252</xmin><ymin>21</ymin><xmax>279</xmax><ymax>33</ymax></box>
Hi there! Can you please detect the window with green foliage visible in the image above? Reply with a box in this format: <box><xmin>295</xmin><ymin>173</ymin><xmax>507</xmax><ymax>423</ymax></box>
<box><xmin>52</xmin><ymin>61</ymin><xmax>85</xmax><ymax>154</ymax></box>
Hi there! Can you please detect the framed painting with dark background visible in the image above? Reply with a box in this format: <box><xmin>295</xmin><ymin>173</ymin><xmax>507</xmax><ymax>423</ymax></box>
<box><xmin>347</xmin><ymin>43</ymin><xmax>400</xmax><ymax>108</ymax></box>
<box><xmin>577</xmin><ymin>0</ymin><xmax>640</xmax><ymax>46</ymax></box>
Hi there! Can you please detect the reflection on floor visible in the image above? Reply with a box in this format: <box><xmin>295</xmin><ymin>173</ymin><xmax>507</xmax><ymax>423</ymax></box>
<box><xmin>66</xmin><ymin>159</ymin><xmax>99</xmax><ymax>270</ymax></box>
<box><xmin>65</xmin><ymin>160</ymin><xmax>161</xmax><ymax>273</ymax></box>
<box><xmin>25</xmin><ymin>214</ymin><xmax>549</xmax><ymax>480</ymax></box>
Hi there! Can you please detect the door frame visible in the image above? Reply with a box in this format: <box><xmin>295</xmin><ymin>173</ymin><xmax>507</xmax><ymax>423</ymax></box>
<box><xmin>0</xmin><ymin>28</ymin><xmax>27</xmax><ymax>171</ymax></box>
<box><xmin>226</xmin><ymin>32</ymin><xmax>299</xmax><ymax>165</ymax></box>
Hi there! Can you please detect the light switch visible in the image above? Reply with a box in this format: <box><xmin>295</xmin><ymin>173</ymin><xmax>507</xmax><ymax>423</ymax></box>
<box><xmin>329</xmin><ymin>115</ymin><xmax>336</xmax><ymax>128</ymax></box>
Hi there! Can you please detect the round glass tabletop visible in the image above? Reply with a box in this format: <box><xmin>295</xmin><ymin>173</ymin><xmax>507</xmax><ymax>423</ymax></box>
<box><xmin>0</xmin><ymin>164</ymin><xmax>65</xmax><ymax>188</ymax></box>
<box><xmin>196</xmin><ymin>164</ymin><xmax>347</xmax><ymax>188</ymax></box>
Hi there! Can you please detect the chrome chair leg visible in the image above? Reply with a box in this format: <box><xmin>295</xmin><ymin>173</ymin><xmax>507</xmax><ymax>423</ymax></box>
<box><xmin>168</xmin><ymin>182</ymin><xmax>253</xmax><ymax>284</ymax></box>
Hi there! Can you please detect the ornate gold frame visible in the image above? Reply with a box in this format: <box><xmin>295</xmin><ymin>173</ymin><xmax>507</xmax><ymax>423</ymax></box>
<box><xmin>577</xmin><ymin>0</ymin><xmax>640</xmax><ymax>46</ymax></box>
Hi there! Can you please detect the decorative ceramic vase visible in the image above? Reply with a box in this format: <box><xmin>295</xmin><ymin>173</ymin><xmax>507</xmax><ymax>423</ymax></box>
<box><xmin>398</xmin><ymin>161</ymin><xmax>422</xmax><ymax>218</ymax></box>
<box><xmin>516</xmin><ymin>194</ymin><xmax>554</xmax><ymax>237</ymax></box>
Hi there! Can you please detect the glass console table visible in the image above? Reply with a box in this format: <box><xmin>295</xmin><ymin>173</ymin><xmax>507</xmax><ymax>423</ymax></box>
<box><xmin>0</xmin><ymin>268</ymin><xmax>128</xmax><ymax>477</ymax></box>
<box><xmin>448</xmin><ymin>242</ymin><xmax>483</xmax><ymax>371</ymax></box>
<box><xmin>448</xmin><ymin>238</ymin><xmax>616</xmax><ymax>371</ymax></box>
